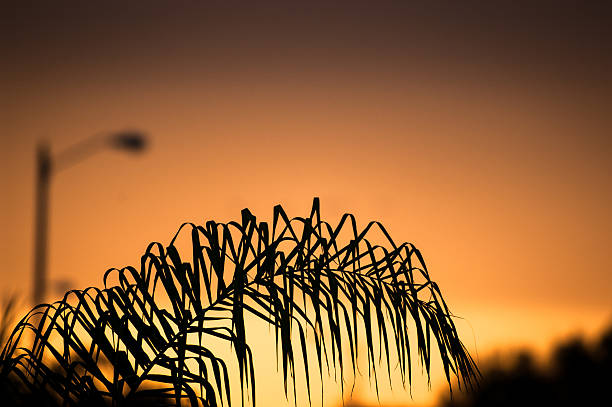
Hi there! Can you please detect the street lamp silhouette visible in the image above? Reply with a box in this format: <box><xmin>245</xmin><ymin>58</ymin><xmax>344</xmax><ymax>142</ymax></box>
<box><xmin>32</xmin><ymin>130</ymin><xmax>148</xmax><ymax>305</ymax></box>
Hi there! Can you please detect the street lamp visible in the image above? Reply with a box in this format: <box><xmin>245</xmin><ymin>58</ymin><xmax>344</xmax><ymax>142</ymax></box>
<box><xmin>32</xmin><ymin>130</ymin><xmax>148</xmax><ymax>305</ymax></box>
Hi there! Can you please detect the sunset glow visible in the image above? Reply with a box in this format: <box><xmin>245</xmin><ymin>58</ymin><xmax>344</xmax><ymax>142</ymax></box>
<box><xmin>2</xmin><ymin>2</ymin><xmax>611</xmax><ymax>406</ymax></box>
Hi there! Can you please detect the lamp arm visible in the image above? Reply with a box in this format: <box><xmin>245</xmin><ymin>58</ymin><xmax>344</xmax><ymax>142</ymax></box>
<box><xmin>52</xmin><ymin>132</ymin><xmax>109</xmax><ymax>173</ymax></box>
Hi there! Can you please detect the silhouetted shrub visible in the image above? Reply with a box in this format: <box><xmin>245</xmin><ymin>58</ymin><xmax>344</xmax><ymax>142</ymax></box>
<box><xmin>441</xmin><ymin>323</ymin><xmax>612</xmax><ymax>407</ymax></box>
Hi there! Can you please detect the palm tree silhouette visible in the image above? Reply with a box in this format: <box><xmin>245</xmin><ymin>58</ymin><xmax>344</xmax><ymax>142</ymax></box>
<box><xmin>1</xmin><ymin>199</ymin><xmax>479</xmax><ymax>406</ymax></box>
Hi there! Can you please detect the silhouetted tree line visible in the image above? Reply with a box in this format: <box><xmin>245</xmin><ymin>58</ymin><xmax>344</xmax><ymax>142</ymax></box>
<box><xmin>441</xmin><ymin>322</ymin><xmax>612</xmax><ymax>407</ymax></box>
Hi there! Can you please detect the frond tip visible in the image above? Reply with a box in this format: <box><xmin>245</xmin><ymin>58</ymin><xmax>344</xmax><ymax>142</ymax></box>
<box><xmin>0</xmin><ymin>198</ymin><xmax>479</xmax><ymax>406</ymax></box>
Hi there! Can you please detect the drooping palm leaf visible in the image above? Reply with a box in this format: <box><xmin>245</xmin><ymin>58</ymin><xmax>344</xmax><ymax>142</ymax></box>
<box><xmin>0</xmin><ymin>199</ymin><xmax>479</xmax><ymax>406</ymax></box>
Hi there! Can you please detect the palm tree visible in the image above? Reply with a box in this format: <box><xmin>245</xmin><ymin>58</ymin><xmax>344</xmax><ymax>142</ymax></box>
<box><xmin>0</xmin><ymin>199</ymin><xmax>478</xmax><ymax>406</ymax></box>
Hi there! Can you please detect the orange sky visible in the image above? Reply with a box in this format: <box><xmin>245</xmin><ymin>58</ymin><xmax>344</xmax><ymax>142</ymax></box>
<box><xmin>2</xmin><ymin>2</ymin><xmax>611</xmax><ymax>406</ymax></box>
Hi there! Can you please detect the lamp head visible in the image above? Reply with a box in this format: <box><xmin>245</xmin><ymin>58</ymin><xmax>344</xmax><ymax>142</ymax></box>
<box><xmin>109</xmin><ymin>130</ymin><xmax>148</xmax><ymax>152</ymax></box>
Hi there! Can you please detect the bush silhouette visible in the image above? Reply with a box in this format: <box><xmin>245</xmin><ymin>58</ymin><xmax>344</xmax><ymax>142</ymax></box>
<box><xmin>441</xmin><ymin>323</ymin><xmax>612</xmax><ymax>407</ymax></box>
<box><xmin>1</xmin><ymin>199</ymin><xmax>478</xmax><ymax>406</ymax></box>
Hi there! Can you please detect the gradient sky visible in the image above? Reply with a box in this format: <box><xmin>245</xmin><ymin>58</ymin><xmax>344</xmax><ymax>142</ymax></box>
<box><xmin>2</xmin><ymin>2</ymin><xmax>611</xmax><ymax>406</ymax></box>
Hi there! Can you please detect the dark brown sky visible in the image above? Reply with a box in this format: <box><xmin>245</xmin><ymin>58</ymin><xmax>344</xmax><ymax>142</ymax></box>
<box><xmin>4</xmin><ymin>1</ymin><xmax>611</xmax><ymax>86</ymax></box>
<box><xmin>2</xmin><ymin>2</ymin><xmax>611</xmax><ymax>406</ymax></box>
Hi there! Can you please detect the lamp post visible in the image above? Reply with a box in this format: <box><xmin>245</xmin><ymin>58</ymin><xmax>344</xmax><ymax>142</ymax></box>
<box><xmin>32</xmin><ymin>131</ymin><xmax>147</xmax><ymax>305</ymax></box>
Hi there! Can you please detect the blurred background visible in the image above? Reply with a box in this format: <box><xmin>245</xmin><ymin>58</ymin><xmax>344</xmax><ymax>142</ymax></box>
<box><xmin>1</xmin><ymin>1</ymin><xmax>611</xmax><ymax>406</ymax></box>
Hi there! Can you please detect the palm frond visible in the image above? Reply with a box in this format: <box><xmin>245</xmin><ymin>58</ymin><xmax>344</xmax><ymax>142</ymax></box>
<box><xmin>0</xmin><ymin>198</ymin><xmax>479</xmax><ymax>406</ymax></box>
